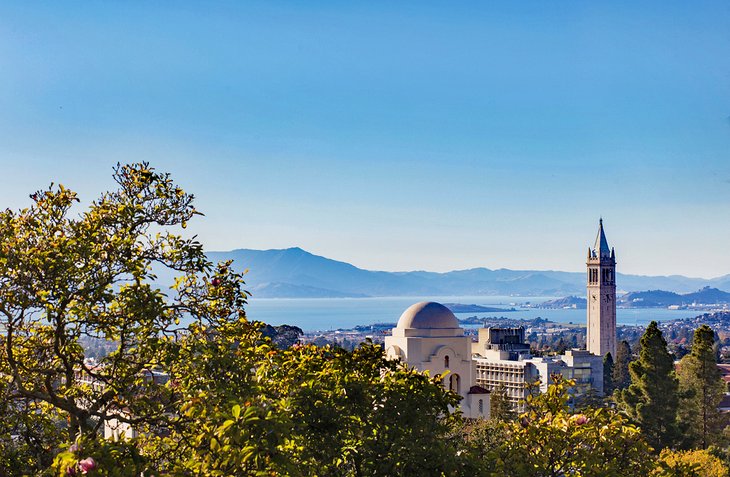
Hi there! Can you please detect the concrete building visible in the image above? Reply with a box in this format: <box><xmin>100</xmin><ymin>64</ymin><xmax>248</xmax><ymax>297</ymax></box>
<box><xmin>384</xmin><ymin>221</ymin><xmax>615</xmax><ymax>414</ymax></box>
<box><xmin>472</xmin><ymin>327</ymin><xmax>603</xmax><ymax>410</ymax></box>
<box><xmin>386</xmin><ymin>303</ymin><xmax>605</xmax><ymax>414</ymax></box>
<box><xmin>385</xmin><ymin>301</ymin><xmax>489</xmax><ymax>419</ymax></box>
<box><xmin>586</xmin><ymin>219</ymin><xmax>617</xmax><ymax>359</ymax></box>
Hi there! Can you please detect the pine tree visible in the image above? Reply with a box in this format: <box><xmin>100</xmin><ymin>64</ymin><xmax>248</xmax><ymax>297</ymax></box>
<box><xmin>613</xmin><ymin>340</ymin><xmax>632</xmax><ymax>391</ymax></box>
<box><xmin>616</xmin><ymin>321</ymin><xmax>680</xmax><ymax>450</ymax></box>
<box><xmin>677</xmin><ymin>325</ymin><xmax>726</xmax><ymax>449</ymax></box>
<box><xmin>603</xmin><ymin>353</ymin><xmax>615</xmax><ymax>396</ymax></box>
<box><xmin>489</xmin><ymin>383</ymin><xmax>515</xmax><ymax>422</ymax></box>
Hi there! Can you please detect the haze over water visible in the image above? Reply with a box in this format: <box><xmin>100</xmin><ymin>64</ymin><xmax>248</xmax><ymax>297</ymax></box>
<box><xmin>245</xmin><ymin>296</ymin><xmax>700</xmax><ymax>332</ymax></box>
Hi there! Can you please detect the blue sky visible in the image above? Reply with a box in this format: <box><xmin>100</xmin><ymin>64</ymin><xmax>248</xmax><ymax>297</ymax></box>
<box><xmin>1</xmin><ymin>1</ymin><xmax>729</xmax><ymax>277</ymax></box>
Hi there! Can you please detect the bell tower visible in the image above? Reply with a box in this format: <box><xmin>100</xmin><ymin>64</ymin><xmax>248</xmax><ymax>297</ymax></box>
<box><xmin>586</xmin><ymin>219</ymin><xmax>616</xmax><ymax>358</ymax></box>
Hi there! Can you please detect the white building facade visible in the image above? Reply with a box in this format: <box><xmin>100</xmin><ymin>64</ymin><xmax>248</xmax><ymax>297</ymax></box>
<box><xmin>387</xmin><ymin>303</ymin><xmax>605</xmax><ymax>414</ymax></box>
<box><xmin>385</xmin><ymin>301</ymin><xmax>489</xmax><ymax>419</ymax></box>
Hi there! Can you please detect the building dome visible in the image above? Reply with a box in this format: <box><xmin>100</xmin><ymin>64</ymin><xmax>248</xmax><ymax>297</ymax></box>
<box><xmin>396</xmin><ymin>301</ymin><xmax>460</xmax><ymax>330</ymax></box>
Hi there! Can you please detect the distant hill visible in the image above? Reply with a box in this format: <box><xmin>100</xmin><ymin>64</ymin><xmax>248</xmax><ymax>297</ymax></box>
<box><xmin>537</xmin><ymin>296</ymin><xmax>587</xmax><ymax>309</ymax></box>
<box><xmin>618</xmin><ymin>287</ymin><xmax>730</xmax><ymax>308</ymax></box>
<box><xmin>164</xmin><ymin>247</ymin><xmax>730</xmax><ymax>299</ymax></box>
<box><xmin>443</xmin><ymin>303</ymin><xmax>517</xmax><ymax>313</ymax></box>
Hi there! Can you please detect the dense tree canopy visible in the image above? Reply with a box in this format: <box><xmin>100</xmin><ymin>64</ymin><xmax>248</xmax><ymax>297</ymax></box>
<box><xmin>655</xmin><ymin>448</ymin><xmax>729</xmax><ymax>477</ymax></box>
<box><xmin>677</xmin><ymin>325</ymin><xmax>726</xmax><ymax>449</ymax></box>
<box><xmin>612</xmin><ymin>339</ymin><xmax>632</xmax><ymax>391</ymax></box>
<box><xmin>0</xmin><ymin>164</ymin><xmax>467</xmax><ymax>475</ymax></box>
<box><xmin>603</xmin><ymin>352</ymin><xmax>615</xmax><ymax>396</ymax></box>
<box><xmin>459</xmin><ymin>376</ymin><xmax>656</xmax><ymax>477</ymax></box>
<box><xmin>617</xmin><ymin>321</ymin><xmax>680</xmax><ymax>450</ymax></box>
<box><xmin>489</xmin><ymin>383</ymin><xmax>514</xmax><ymax>422</ymax></box>
<box><xmin>0</xmin><ymin>164</ymin><xmax>207</xmax><ymax>472</ymax></box>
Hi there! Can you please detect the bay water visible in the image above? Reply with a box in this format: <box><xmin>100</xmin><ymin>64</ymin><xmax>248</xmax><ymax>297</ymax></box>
<box><xmin>244</xmin><ymin>295</ymin><xmax>699</xmax><ymax>332</ymax></box>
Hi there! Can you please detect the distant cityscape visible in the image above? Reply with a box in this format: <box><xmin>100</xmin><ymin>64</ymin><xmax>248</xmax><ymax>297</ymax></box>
<box><xmin>280</xmin><ymin>221</ymin><xmax>730</xmax><ymax>422</ymax></box>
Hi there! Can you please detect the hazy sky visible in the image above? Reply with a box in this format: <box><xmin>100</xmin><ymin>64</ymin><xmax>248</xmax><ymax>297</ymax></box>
<box><xmin>1</xmin><ymin>1</ymin><xmax>729</xmax><ymax>277</ymax></box>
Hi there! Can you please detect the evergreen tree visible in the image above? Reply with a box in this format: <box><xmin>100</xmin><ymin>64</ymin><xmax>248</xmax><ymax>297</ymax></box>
<box><xmin>603</xmin><ymin>352</ymin><xmax>615</xmax><ymax>396</ymax></box>
<box><xmin>616</xmin><ymin>321</ymin><xmax>680</xmax><ymax>450</ymax></box>
<box><xmin>613</xmin><ymin>340</ymin><xmax>632</xmax><ymax>391</ymax></box>
<box><xmin>556</xmin><ymin>337</ymin><xmax>568</xmax><ymax>354</ymax></box>
<box><xmin>677</xmin><ymin>325</ymin><xmax>726</xmax><ymax>449</ymax></box>
<box><xmin>489</xmin><ymin>383</ymin><xmax>515</xmax><ymax>422</ymax></box>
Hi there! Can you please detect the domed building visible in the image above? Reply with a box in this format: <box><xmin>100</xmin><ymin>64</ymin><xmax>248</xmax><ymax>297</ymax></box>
<box><xmin>385</xmin><ymin>301</ymin><xmax>489</xmax><ymax>419</ymax></box>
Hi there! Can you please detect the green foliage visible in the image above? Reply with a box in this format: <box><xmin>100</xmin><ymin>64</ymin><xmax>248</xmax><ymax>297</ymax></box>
<box><xmin>0</xmin><ymin>163</ymin><xmax>202</xmax><ymax>447</ymax></box>
<box><xmin>489</xmin><ymin>383</ymin><xmax>515</xmax><ymax>422</ymax></box>
<box><xmin>0</xmin><ymin>164</ymin><xmax>470</xmax><ymax>475</ymax></box>
<box><xmin>277</xmin><ymin>342</ymin><xmax>464</xmax><ymax>476</ymax></box>
<box><xmin>142</xmin><ymin>317</ymin><xmax>293</xmax><ymax>476</ymax></box>
<box><xmin>617</xmin><ymin>321</ymin><xmax>680</xmax><ymax>450</ymax></box>
<box><xmin>459</xmin><ymin>376</ymin><xmax>655</xmax><ymax>477</ymax></box>
<box><xmin>449</xmin><ymin>418</ymin><xmax>509</xmax><ymax>477</ymax></box>
<box><xmin>654</xmin><ymin>448</ymin><xmax>729</xmax><ymax>477</ymax></box>
<box><xmin>0</xmin><ymin>392</ymin><xmax>66</xmax><ymax>475</ymax></box>
<box><xmin>50</xmin><ymin>437</ymin><xmax>145</xmax><ymax>477</ymax></box>
<box><xmin>677</xmin><ymin>325</ymin><xmax>726</xmax><ymax>449</ymax></box>
<box><xmin>612</xmin><ymin>339</ymin><xmax>632</xmax><ymax>391</ymax></box>
<box><xmin>603</xmin><ymin>352</ymin><xmax>615</xmax><ymax>395</ymax></box>
<box><xmin>145</xmin><ymin>333</ymin><xmax>465</xmax><ymax>476</ymax></box>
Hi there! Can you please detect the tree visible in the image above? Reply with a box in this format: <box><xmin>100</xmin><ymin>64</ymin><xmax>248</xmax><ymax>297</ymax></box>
<box><xmin>450</xmin><ymin>418</ymin><xmax>509</xmax><ymax>477</ymax></box>
<box><xmin>275</xmin><ymin>342</ymin><xmax>464</xmax><ymax>476</ymax></box>
<box><xmin>677</xmin><ymin>325</ymin><xmax>726</xmax><ymax>449</ymax></box>
<box><xmin>0</xmin><ymin>163</ymin><xmax>206</xmax><ymax>471</ymax></box>
<box><xmin>0</xmin><ymin>373</ymin><xmax>67</xmax><ymax>474</ymax></box>
<box><xmin>655</xmin><ymin>449</ymin><xmax>729</xmax><ymax>477</ymax></box>
<box><xmin>603</xmin><ymin>352</ymin><xmax>615</xmax><ymax>396</ymax></box>
<box><xmin>613</xmin><ymin>340</ymin><xmax>632</xmax><ymax>391</ymax></box>
<box><xmin>142</xmin><ymin>332</ymin><xmax>467</xmax><ymax>476</ymax></box>
<box><xmin>1</xmin><ymin>164</ymin><xmax>472</xmax><ymax>475</ymax></box>
<box><xmin>555</xmin><ymin>337</ymin><xmax>568</xmax><ymax>354</ymax></box>
<box><xmin>262</xmin><ymin>324</ymin><xmax>304</xmax><ymax>348</ymax></box>
<box><xmin>616</xmin><ymin>321</ymin><xmax>680</xmax><ymax>450</ymax></box>
<box><xmin>489</xmin><ymin>383</ymin><xmax>515</xmax><ymax>422</ymax></box>
<box><xmin>481</xmin><ymin>376</ymin><xmax>655</xmax><ymax>477</ymax></box>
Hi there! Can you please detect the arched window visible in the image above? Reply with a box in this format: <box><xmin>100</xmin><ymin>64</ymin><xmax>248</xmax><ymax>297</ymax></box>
<box><xmin>444</xmin><ymin>355</ymin><xmax>450</xmax><ymax>368</ymax></box>
<box><xmin>449</xmin><ymin>374</ymin><xmax>461</xmax><ymax>394</ymax></box>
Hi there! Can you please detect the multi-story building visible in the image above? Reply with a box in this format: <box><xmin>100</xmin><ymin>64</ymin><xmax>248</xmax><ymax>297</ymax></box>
<box><xmin>386</xmin><ymin>221</ymin><xmax>614</xmax><ymax>414</ymax></box>
<box><xmin>472</xmin><ymin>327</ymin><xmax>603</xmax><ymax>410</ymax></box>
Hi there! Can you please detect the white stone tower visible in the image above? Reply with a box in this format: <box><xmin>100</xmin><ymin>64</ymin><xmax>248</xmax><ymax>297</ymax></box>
<box><xmin>586</xmin><ymin>219</ymin><xmax>616</xmax><ymax>358</ymax></box>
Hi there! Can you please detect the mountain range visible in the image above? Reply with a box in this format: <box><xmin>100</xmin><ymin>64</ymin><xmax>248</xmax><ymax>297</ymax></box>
<box><xmin>179</xmin><ymin>247</ymin><xmax>730</xmax><ymax>299</ymax></box>
<box><xmin>532</xmin><ymin>286</ymin><xmax>730</xmax><ymax>309</ymax></box>
<box><xmin>618</xmin><ymin>287</ymin><xmax>730</xmax><ymax>307</ymax></box>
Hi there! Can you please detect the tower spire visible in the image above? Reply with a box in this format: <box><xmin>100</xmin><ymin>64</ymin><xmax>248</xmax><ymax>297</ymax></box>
<box><xmin>593</xmin><ymin>218</ymin><xmax>610</xmax><ymax>259</ymax></box>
